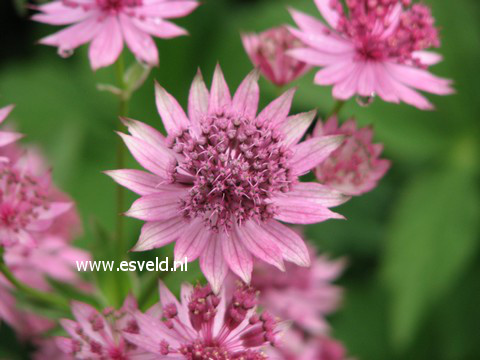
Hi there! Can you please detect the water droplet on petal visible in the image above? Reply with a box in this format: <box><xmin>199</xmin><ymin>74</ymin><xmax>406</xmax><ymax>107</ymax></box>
<box><xmin>58</xmin><ymin>48</ymin><xmax>74</xmax><ymax>58</ymax></box>
<box><xmin>356</xmin><ymin>93</ymin><xmax>376</xmax><ymax>107</ymax></box>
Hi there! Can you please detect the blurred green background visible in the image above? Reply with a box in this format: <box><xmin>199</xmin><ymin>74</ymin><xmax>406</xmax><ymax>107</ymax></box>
<box><xmin>0</xmin><ymin>0</ymin><xmax>479</xmax><ymax>359</ymax></box>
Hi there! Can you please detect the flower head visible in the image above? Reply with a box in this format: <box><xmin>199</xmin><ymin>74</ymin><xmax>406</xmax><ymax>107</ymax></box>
<box><xmin>313</xmin><ymin>117</ymin><xmax>390</xmax><ymax>196</ymax></box>
<box><xmin>0</xmin><ymin>158</ymin><xmax>72</xmax><ymax>248</ymax></box>
<box><xmin>56</xmin><ymin>296</ymin><xmax>146</xmax><ymax>359</ymax></box>
<box><xmin>252</xmin><ymin>243</ymin><xmax>345</xmax><ymax>335</ymax></box>
<box><xmin>33</xmin><ymin>0</ymin><xmax>200</xmax><ymax>69</ymax></box>
<box><xmin>242</xmin><ymin>26</ymin><xmax>311</xmax><ymax>87</ymax></box>
<box><xmin>107</xmin><ymin>65</ymin><xmax>348</xmax><ymax>291</ymax></box>
<box><xmin>124</xmin><ymin>281</ymin><xmax>280</xmax><ymax>358</ymax></box>
<box><xmin>288</xmin><ymin>0</ymin><xmax>454</xmax><ymax>109</ymax></box>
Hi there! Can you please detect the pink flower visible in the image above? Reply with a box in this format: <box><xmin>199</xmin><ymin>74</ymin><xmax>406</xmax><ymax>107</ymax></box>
<box><xmin>0</xmin><ymin>105</ymin><xmax>23</xmax><ymax>160</ymax></box>
<box><xmin>288</xmin><ymin>0</ymin><xmax>454</xmax><ymax>109</ymax></box>
<box><xmin>56</xmin><ymin>296</ymin><xmax>151</xmax><ymax>359</ymax></box>
<box><xmin>252</xmin><ymin>243</ymin><xmax>345</xmax><ymax>335</ymax></box>
<box><xmin>0</xmin><ymin>159</ymin><xmax>73</xmax><ymax>248</ymax></box>
<box><xmin>33</xmin><ymin>338</ymin><xmax>74</xmax><ymax>360</ymax></box>
<box><xmin>124</xmin><ymin>281</ymin><xmax>281</xmax><ymax>358</ymax></box>
<box><xmin>242</xmin><ymin>26</ymin><xmax>312</xmax><ymax>87</ymax></box>
<box><xmin>33</xmin><ymin>0</ymin><xmax>200</xmax><ymax>70</ymax></box>
<box><xmin>313</xmin><ymin>117</ymin><xmax>390</xmax><ymax>196</ymax></box>
<box><xmin>107</xmin><ymin>65</ymin><xmax>349</xmax><ymax>292</ymax></box>
<box><xmin>270</xmin><ymin>330</ymin><xmax>348</xmax><ymax>360</ymax></box>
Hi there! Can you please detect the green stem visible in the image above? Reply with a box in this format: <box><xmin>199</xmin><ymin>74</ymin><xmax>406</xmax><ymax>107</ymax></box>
<box><xmin>0</xmin><ymin>254</ymin><xmax>69</xmax><ymax>311</ymax></box>
<box><xmin>328</xmin><ymin>100</ymin><xmax>346</xmax><ymax>118</ymax></box>
<box><xmin>114</xmin><ymin>55</ymin><xmax>129</xmax><ymax>262</ymax></box>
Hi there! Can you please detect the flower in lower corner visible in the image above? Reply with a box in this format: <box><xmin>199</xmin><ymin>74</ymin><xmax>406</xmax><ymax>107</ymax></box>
<box><xmin>124</xmin><ymin>281</ymin><xmax>281</xmax><ymax>359</ymax></box>
<box><xmin>313</xmin><ymin>117</ymin><xmax>390</xmax><ymax>196</ymax></box>
<box><xmin>242</xmin><ymin>26</ymin><xmax>312</xmax><ymax>87</ymax></box>
<box><xmin>56</xmin><ymin>296</ymin><xmax>146</xmax><ymax>359</ymax></box>
<box><xmin>106</xmin><ymin>65</ymin><xmax>349</xmax><ymax>292</ymax></box>
<box><xmin>252</xmin><ymin>243</ymin><xmax>345</xmax><ymax>335</ymax></box>
<box><xmin>287</xmin><ymin>0</ymin><xmax>454</xmax><ymax>109</ymax></box>
<box><xmin>32</xmin><ymin>0</ymin><xmax>200</xmax><ymax>70</ymax></box>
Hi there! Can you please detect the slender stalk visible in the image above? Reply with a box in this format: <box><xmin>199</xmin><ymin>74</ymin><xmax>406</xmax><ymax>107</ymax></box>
<box><xmin>114</xmin><ymin>55</ymin><xmax>129</xmax><ymax>261</ymax></box>
<box><xmin>0</xmin><ymin>255</ymin><xmax>69</xmax><ymax>311</ymax></box>
<box><xmin>328</xmin><ymin>100</ymin><xmax>346</xmax><ymax>118</ymax></box>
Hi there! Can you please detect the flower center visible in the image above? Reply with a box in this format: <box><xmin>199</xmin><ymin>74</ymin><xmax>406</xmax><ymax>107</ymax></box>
<box><xmin>333</xmin><ymin>0</ymin><xmax>439</xmax><ymax>64</ymax></box>
<box><xmin>0</xmin><ymin>165</ymin><xmax>48</xmax><ymax>233</ymax></box>
<box><xmin>179</xmin><ymin>341</ymin><xmax>267</xmax><ymax>360</ymax></box>
<box><xmin>95</xmin><ymin>0</ymin><xmax>142</xmax><ymax>11</ymax></box>
<box><xmin>172</xmin><ymin>112</ymin><xmax>293</xmax><ymax>232</ymax></box>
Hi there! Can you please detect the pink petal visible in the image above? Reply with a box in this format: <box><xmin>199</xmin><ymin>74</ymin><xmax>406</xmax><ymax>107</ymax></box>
<box><xmin>174</xmin><ymin>218</ymin><xmax>210</xmax><ymax>263</ymax></box>
<box><xmin>132</xmin><ymin>17</ymin><xmax>187</xmax><ymax>38</ymax></box>
<box><xmin>221</xmin><ymin>231</ymin><xmax>253</xmax><ymax>284</ymax></box>
<box><xmin>200</xmin><ymin>234</ymin><xmax>228</xmax><ymax>293</ymax></box>
<box><xmin>104</xmin><ymin>169</ymin><xmax>163</xmax><ymax>195</ymax></box>
<box><xmin>208</xmin><ymin>64</ymin><xmax>231</xmax><ymax>114</ymax></box>
<box><xmin>0</xmin><ymin>131</ymin><xmax>23</xmax><ymax>147</ymax></box>
<box><xmin>256</xmin><ymin>88</ymin><xmax>296</xmax><ymax>128</ymax></box>
<box><xmin>331</xmin><ymin>63</ymin><xmax>363</xmax><ymax>99</ymax></box>
<box><xmin>131</xmin><ymin>217</ymin><xmax>185</xmax><ymax>251</ymax></box>
<box><xmin>385</xmin><ymin>62</ymin><xmax>454</xmax><ymax>95</ymax></box>
<box><xmin>315</xmin><ymin>60</ymin><xmax>357</xmax><ymax>86</ymax></box>
<box><xmin>290</xmin><ymin>135</ymin><xmax>343</xmax><ymax>176</ymax></box>
<box><xmin>0</xmin><ymin>105</ymin><xmax>14</xmax><ymax>123</ymax></box>
<box><xmin>89</xmin><ymin>16</ymin><xmax>124</xmax><ymax>70</ymax></box>
<box><xmin>314</xmin><ymin>0</ymin><xmax>340</xmax><ymax>28</ymax></box>
<box><xmin>274</xmin><ymin>200</ymin><xmax>344</xmax><ymax>224</ymax></box>
<box><xmin>372</xmin><ymin>62</ymin><xmax>400</xmax><ymax>103</ymax></box>
<box><xmin>262</xmin><ymin>220</ymin><xmax>310</xmax><ymax>267</ymax></box>
<box><xmin>135</xmin><ymin>1</ymin><xmax>199</xmax><ymax>18</ymax></box>
<box><xmin>232</xmin><ymin>69</ymin><xmax>260</xmax><ymax>119</ymax></box>
<box><xmin>288</xmin><ymin>27</ymin><xmax>352</xmax><ymax>54</ymax></box>
<box><xmin>274</xmin><ymin>182</ymin><xmax>349</xmax><ymax>208</ymax></box>
<box><xmin>125</xmin><ymin>189</ymin><xmax>187</xmax><ymax>221</ymax></box>
<box><xmin>119</xmin><ymin>14</ymin><xmax>158</xmax><ymax>66</ymax></box>
<box><xmin>357</xmin><ymin>62</ymin><xmax>376</xmax><ymax>97</ymax></box>
<box><xmin>288</xmin><ymin>47</ymin><xmax>346</xmax><ymax>66</ymax></box>
<box><xmin>412</xmin><ymin>51</ymin><xmax>443</xmax><ymax>66</ymax></box>
<box><xmin>280</xmin><ymin>110</ymin><xmax>316</xmax><ymax>147</ymax></box>
<box><xmin>37</xmin><ymin>202</ymin><xmax>72</xmax><ymax>220</ymax></box>
<box><xmin>121</xmin><ymin>118</ymin><xmax>166</xmax><ymax>146</ymax></box>
<box><xmin>32</xmin><ymin>2</ymin><xmax>95</xmax><ymax>25</ymax></box>
<box><xmin>289</xmin><ymin>8</ymin><xmax>330</xmax><ymax>33</ymax></box>
<box><xmin>119</xmin><ymin>132</ymin><xmax>176</xmax><ymax>179</ymax></box>
<box><xmin>39</xmin><ymin>16</ymin><xmax>102</xmax><ymax>52</ymax></box>
<box><xmin>235</xmin><ymin>222</ymin><xmax>285</xmax><ymax>271</ymax></box>
<box><xmin>154</xmin><ymin>82</ymin><xmax>190</xmax><ymax>135</ymax></box>
<box><xmin>188</xmin><ymin>69</ymin><xmax>209</xmax><ymax>132</ymax></box>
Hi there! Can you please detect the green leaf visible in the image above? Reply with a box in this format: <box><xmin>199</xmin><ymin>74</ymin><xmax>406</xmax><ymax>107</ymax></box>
<box><xmin>381</xmin><ymin>166</ymin><xmax>480</xmax><ymax>351</ymax></box>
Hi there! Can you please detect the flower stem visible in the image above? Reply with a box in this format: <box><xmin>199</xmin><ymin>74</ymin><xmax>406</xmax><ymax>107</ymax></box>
<box><xmin>0</xmin><ymin>253</ymin><xmax>69</xmax><ymax>311</ymax></box>
<box><xmin>328</xmin><ymin>100</ymin><xmax>346</xmax><ymax>118</ymax></box>
<box><xmin>114</xmin><ymin>55</ymin><xmax>129</xmax><ymax>261</ymax></box>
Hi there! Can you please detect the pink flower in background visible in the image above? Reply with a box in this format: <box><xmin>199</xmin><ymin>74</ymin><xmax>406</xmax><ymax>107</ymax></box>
<box><xmin>270</xmin><ymin>330</ymin><xmax>348</xmax><ymax>360</ymax></box>
<box><xmin>33</xmin><ymin>0</ymin><xmax>200</xmax><ymax>70</ymax></box>
<box><xmin>252</xmin><ymin>243</ymin><xmax>345</xmax><ymax>335</ymax></box>
<box><xmin>0</xmin><ymin>105</ymin><xmax>23</xmax><ymax>160</ymax></box>
<box><xmin>107</xmin><ymin>65</ymin><xmax>349</xmax><ymax>291</ymax></box>
<box><xmin>288</xmin><ymin>0</ymin><xmax>454</xmax><ymax>109</ymax></box>
<box><xmin>0</xmin><ymin>160</ymin><xmax>72</xmax><ymax>248</ymax></box>
<box><xmin>124</xmin><ymin>281</ymin><xmax>280</xmax><ymax>358</ymax></box>
<box><xmin>242</xmin><ymin>26</ymin><xmax>311</xmax><ymax>87</ymax></box>
<box><xmin>56</xmin><ymin>297</ymin><xmax>150</xmax><ymax>359</ymax></box>
<box><xmin>33</xmin><ymin>338</ymin><xmax>74</xmax><ymax>360</ymax></box>
<box><xmin>314</xmin><ymin>117</ymin><xmax>390</xmax><ymax>196</ymax></box>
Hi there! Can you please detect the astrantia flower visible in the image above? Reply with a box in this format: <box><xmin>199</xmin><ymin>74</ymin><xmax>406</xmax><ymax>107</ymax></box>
<box><xmin>242</xmin><ymin>26</ymin><xmax>311</xmax><ymax>87</ymax></box>
<box><xmin>270</xmin><ymin>331</ymin><xmax>347</xmax><ymax>360</ymax></box>
<box><xmin>107</xmin><ymin>65</ymin><xmax>348</xmax><ymax>291</ymax></box>
<box><xmin>33</xmin><ymin>0</ymin><xmax>200</xmax><ymax>70</ymax></box>
<box><xmin>0</xmin><ymin>105</ymin><xmax>23</xmax><ymax>160</ymax></box>
<box><xmin>124</xmin><ymin>281</ymin><xmax>280</xmax><ymax>358</ymax></box>
<box><xmin>313</xmin><ymin>117</ymin><xmax>390</xmax><ymax>196</ymax></box>
<box><xmin>252</xmin><ymin>243</ymin><xmax>345</xmax><ymax>335</ymax></box>
<box><xmin>0</xmin><ymin>159</ymin><xmax>72</xmax><ymax>247</ymax></box>
<box><xmin>288</xmin><ymin>0</ymin><xmax>454</xmax><ymax>109</ymax></box>
<box><xmin>56</xmin><ymin>296</ymin><xmax>149</xmax><ymax>359</ymax></box>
